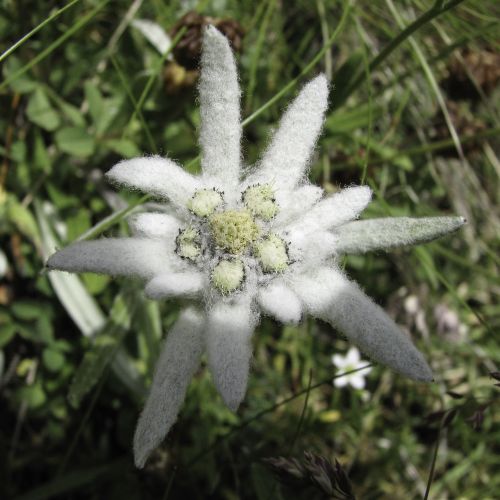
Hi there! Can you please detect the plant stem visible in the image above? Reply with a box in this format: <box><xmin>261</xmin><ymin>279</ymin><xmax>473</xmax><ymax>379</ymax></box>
<box><xmin>242</xmin><ymin>0</ymin><xmax>352</xmax><ymax>127</ymax></box>
<box><xmin>337</xmin><ymin>0</ymin><xmax>467</xmax><ymax>107</ymax></box>
<box><xmin>0</xmin><ymin>0</ymin><xmax>110</xmax><ymax>92</ymax></box>
<box><xmin>0</xmin><ymin>0</ymin><xmax>81</xmax><ymax>64</ymax></box>
<box><xmin>185</xmin><ymin>365</ymin><xmax>372</xmax><ymax>467</ymax></box>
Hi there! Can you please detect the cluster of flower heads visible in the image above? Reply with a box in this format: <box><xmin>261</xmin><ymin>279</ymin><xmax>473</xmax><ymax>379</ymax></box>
<box><xmin>47</xmin><ymin>27</ymin><xmax>465</xmax><ymax>468</ymax></box>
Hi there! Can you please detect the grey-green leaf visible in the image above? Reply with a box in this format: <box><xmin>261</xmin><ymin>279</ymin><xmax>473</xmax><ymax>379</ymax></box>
<box><xmin>335</xmin><ymin>216</ymin><xmax>466</xmax><ymax>255</ymax></box>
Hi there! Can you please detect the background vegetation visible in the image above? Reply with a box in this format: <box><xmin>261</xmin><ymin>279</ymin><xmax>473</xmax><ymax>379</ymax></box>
<box><xmin>1</xmin><ymin>0</ymin><xmax>498</xmax><ymax>498</ymax></box>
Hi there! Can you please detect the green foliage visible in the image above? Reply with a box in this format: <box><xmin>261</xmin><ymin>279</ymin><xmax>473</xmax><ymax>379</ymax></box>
<box><xmin>0</xmin><ymin>0</ymin><xmax>498</xmax><ymax>499</ymax></box>
<box><xmin>26</xmin><ymin>87</ymin><xmax>61</xmax><ymax>131</ymax></box>
<box><xmin>55</xmin><ymin>127</ymin><xmax>95</xmax><ymax>157</ymax></box>
<box><xmin>68</xmin><ymin>292</ymin><xmax>133</xmax><ymax>408</ymax></box>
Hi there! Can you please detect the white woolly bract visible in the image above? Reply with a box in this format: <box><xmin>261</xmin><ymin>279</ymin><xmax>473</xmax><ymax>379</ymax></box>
<box><xmin>289</xmin><ymin>186</ymin><xmax>372</xmax><ymax>234</ymax></box>
<box><xmin>334</xmin><ymin>216</ymin><xmax>466</xmax><ymax>254</ymax></box>
<box><xmin>257</xmin><ymin>281</ymin><xmax>302</xmax><ymax>324</ymax></box>
<box><xmin>106</xmin><ymin>156</ymin><xmax>201</xmax><ymax>207</ymax></box>
<box><xmin>46</xmin><ymin>238</ymin><xmax>175</xmax><ymax>279</ymax></box>
<box><xmin>128</xmin><ymin>212</ymin><xmax>181</xmax><ymax>239</ymax></box>
<box><xmin>145</xmin><ymin>271</ymin><xmax>204</xmax><ymax>299</ymax></box>
<box><xmin>44</xmin><ymin>25</ymin><xmax>468</xmax><ymax>471</ymax></box>
<box><xmin>291</xmin><ymin>267</ymin><xmax>433</xmax><ymax>382</ymax></box>
<box><xmin>273</xmin><ymin>184</ymin><xmax>324</xmax><ymax>227</ymax></box>
<box><xmin>246</xmin><ymin>76</ymin><xmax>328</xmax><ymax>192</ymax></box>
<box><xmin>199</xmin><ymin>26</ymin><xmax>241</xmax><ymax>191</ymax></box>
<box><xmin>206</xmin><ymin>299</ymin><xmax>258</xmax><ymax>411</ymax></box>
<box><xmin>133</xmin><ymin>307</ymin><xmax>205</xmax><ymax>468</ymax></box>
<box><xmin>287</xmin><ymin>229</ymin><xmax>337</xmax><ymax>267</ymax></box>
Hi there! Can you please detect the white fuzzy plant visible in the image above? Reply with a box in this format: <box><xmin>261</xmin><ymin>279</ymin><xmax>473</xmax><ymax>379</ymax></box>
<box><xmin>47</xmin><ymin>26</ymin><xmax>465</xmax><ymax>468</ymax></box>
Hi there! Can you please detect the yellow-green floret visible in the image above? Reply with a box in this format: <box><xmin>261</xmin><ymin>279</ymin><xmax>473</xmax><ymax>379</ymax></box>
<box><xmin>242</xmin><ymin>184</ymin><xmax>278</xmax><ymax>221</ymax></box>
<box><xmin>175</xmin><ymin>226</ymin><xmax>201</xmax><ymax>261</ymax></box>
<box><xmin>254</xmin><ymin>234</ymin><xmax>289</xmax><ymax>272</ymax></box>
<box><xmin>209</xmin><ymin>210</ymin><xmax>260</xmax><ymax>254</ymax></box>
<box><xmin>188</xmin><ymin>188</ymin><xmax>223</xmax><ymax>217</ymax></box>
<box><xmin>211</xmin><ymin>259</ymin><xmax>245</xmax><ymax>294</ymax></box>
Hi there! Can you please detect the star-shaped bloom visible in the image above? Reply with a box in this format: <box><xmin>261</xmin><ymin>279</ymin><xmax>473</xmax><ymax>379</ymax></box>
<box><xmin>47</xmin><ymin>27</ymin><xmax>465</xmax><ymax>468</ymax></box>
<box><xmin>332</xmin><ymin>347</ymin><xmax>372</xmax><ymax>389</ymax></box>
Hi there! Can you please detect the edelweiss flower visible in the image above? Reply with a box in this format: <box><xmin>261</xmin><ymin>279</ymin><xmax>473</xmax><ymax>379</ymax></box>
<box><xmin>47</xmin><ymin>27</ymin><xmax>465</xmax><ymax>468</ymax></box>
<box><xmin>331</xmin><ymin>347</ymin><xmax>371</xmax><ymax>389</ymax></box>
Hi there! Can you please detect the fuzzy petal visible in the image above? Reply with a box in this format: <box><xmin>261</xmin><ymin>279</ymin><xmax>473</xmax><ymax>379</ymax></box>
<box><xmin>106</xmin><ymin>156</ymin><xmax>201</xmax><ymax>208</ymax></box>
<box><xmin>145</xmin><ymin>271</ymin><xmax>205</xmax><ymax>299</ymax></box>
<box><xmin>206</xmin><ymin>299</ymin><xmax>258</xmax><ymax>410</ymax></box>
<box><xmin>128</xmin><ymin>213</ymin><xmax>181</xmax><ymax>239</ymax></box>
<box><xmin>287</xmin><ymin>229</ymin><xmax>337</xmax><ymax>268</ymax></box>
<box><xmin>334</xmin><ymin>216</ymin><xmax>466</xmax><ymax>255</ymax></box>
<box><xmin>199</xmin><ymin>26</ymin><xmax>241</xmax><ymax>190</ymax></box>
<box><xmin>273</xmin><ymin>184</ymin><xmax>324</xmax><ymax>227</ymax></box>
<box><xmin>289</xmin><ymin>186</ymin><xmax>372</xmax><ymax>234</ymax></box>
<box><xmin>246</xmin><ymin>75</ymin><xmax>328</xmax><ymax>191</ymax></box>
<box><xmin>46</xmin><ymin>238</ymin><xmax>174</xmax><ymax>279</ymax></box>
<box><xmin>291</xmin><ymin>267</ymin><xmax>433</xmax><ymax>382</ymax></box>
<box><xmin>133</xmin><ymin>307</ymin><xmax>205</xmax><ymax>468</ymax></box>
<box><xmin>257</xmin><ymin>280</ymin><xmax>302</xmax><ymax>324</ymax></box>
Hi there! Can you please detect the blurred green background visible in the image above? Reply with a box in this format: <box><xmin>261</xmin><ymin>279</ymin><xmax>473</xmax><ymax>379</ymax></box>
<box><xmin>0</xmin><ymin>0</ymin><xmax>499</xmax><ymax>498</ymax></box>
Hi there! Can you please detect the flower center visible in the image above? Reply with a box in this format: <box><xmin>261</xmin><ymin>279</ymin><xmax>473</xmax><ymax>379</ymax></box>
<box><xmin>176</xmin><ymin>227</ymin><xmax>201</xmax><ymax>261</ymax></box>
<box><xmin>209</xmin><ymin>209</ymin><xmax>260</xmax><ymax>254</ymax></box>
<box><xmin>188</xmin><ymin>188</ymin><xmax>223</xmax><ymax>217</ymax></box>
<box><xmin>254</xmin><ymin>234</ymin><xmax>289</xmax><ymax>272</ymax></box>
<box><xmin>211</xmin><ymin>258</ymin><xmax>245</xmax><ymax>294</ymax></box>
<box><xmin>242</xmin><ymin>184</ymin><xmax>278</xmax><ymax>221</ymax></box>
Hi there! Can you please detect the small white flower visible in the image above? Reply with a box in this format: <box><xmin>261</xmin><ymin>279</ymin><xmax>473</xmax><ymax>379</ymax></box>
<box><xmin>332</xmin><ymin>347</ymin><xmax>372</xmax><ymax>389</ymax></box>
<box><xmin>47</xmin><ymin>27</ymin><xmax>465</xmax><ymax>468</ymax></box>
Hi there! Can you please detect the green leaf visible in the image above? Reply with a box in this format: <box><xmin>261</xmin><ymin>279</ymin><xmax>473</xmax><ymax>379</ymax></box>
<box><xmin>414</xmin><ymin>246</ymin><xmax>439</xmax><ymax>289</ymax></box>
<box><xmin>57</xmin><ymin>100</ymin><xmax>86</xmax><ymax>127</ymax></box>
<box><xmin>368</xmin><ymin>141</ymin><xmax>413</xmax><ymax>171</ymax></box>
<box><xmin>104</xmin><ymin>138</ymin><xmax>141</xmax><ymax>158</ymax></box>
<box><xmin>46</xmin><ymin>183</ymin><xmax>79</xmax><ymax>210</ymax></box>
<box><xmin>3</xmin><ymin>56</ymin><xmax>37</xmax><ymax>93</ymax></box>
<box><xmin>12</xmin><ymin>300</ymin><xmax>47</xmax><ymax>321</ymax></box>
<box><xmin>55</xmin><ymin>127</ymin><xmax>95</xmax><ymax>157</ymax></box>
<box><xmin>81</xmin><ymin>273</ymin><xmax>110</xmax><ymax>295</ymax></box>
<box><xmin>36</xmin><ymin>314</ymin><xmax>55</xmax><ymax>344</ymax></box>
<box><xmin>65</xmin><ymin>209</ymin><xmax>91</xmax><ymax>241</ymax></box>
<box><xmin>42</xmin><ymin>347</ymin><xmax>65</xmax><ymax>372</ymax></box>
<box><xmin>332</xmin><ymin>51</ymin><xmax>364</xmax><ymax>104</ymax></box>
<box><xmin>84</xmin><ymin>81</ymin><xmax>104</xmax><ymax>127</ymax></box>
<box><xmin>6</xmin><ymin>195</ymin><xmax>41</xmax><ymax>246</ymax></box>
<box><xmin>68</xmin><ymin>293</ymin><xmax>134</xmax><ymax>408</ymax></box>
<box><xmin>33</xmin><ymin>131</ymin><xmax>52</xmax><ymax>173</ymax></box>
<box><xmin>19</xmin><ymin>383</ymin><xmax>47</xmax><ymax>409</ymax></box>
<box><xmin>47</xmin><ymin>90</ymin><xmax>86</xmax><ymax>127</ymax></box>
<box><xmin>0</xmin><ymin>324</ymin><xmax>16</xmax><ymax>348</ymax></box>
<box><xmin>11</xmin><ymin>141</ymin><xmax>27</xmax><ymax>162</ymax></box>
<box><xmin>26</xmin><ymin>87</ymin><xmax>61</xmax><ymax>131</ymax></box>
<box><xmin>326</xmin><ymin>103</ymin><xmax>383</xmax><ymax>135</ymax></box>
